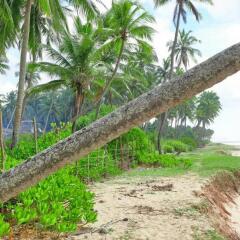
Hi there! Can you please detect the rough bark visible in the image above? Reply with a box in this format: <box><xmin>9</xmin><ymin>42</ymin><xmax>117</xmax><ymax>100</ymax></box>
<box><xmin>0</xmin><ymin>43</ymin><xmax>240</xmax><ymax>203</ymax></box>
<box><xmin>11</xmin><ymin>0</ymin><xmax>33</xmax><ymax>148</ymax></box>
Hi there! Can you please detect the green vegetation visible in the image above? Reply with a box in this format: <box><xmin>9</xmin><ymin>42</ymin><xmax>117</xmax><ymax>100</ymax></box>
<box><xmin>0</xmin><ymin>119</ymin><xmax>197</xmax><ymax>235</ymax></box>
<box><xmin>126</xmin><ymin>144</ymin><xmax>240</xmax><ymax>178</ymax></box>
<box><xmin>0</xmin><ymin>0</ymin><xmax>231</xmax><ymax>238</ymax></box>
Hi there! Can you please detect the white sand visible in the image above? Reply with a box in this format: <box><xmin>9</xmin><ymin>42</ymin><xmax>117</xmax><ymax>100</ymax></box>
<box><xmin>69</xmin><ymin>174</ymin><xmax>213</xmax><ymax>240</ymax></box>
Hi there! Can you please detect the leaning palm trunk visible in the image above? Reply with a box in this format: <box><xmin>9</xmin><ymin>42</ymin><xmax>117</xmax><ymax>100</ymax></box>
<box><xmin>11</xmin><ymin>0</ymin><xmax>33</xmax><ymax>148</ymax></box>
<box><xmin>157</xmin><ymin>4</ymin><xmax>182</xmax><ymax>153</ymax></box>
<box><xmin>95</xmin><ymin>40</ymin><xmax>125</xmax><ymax>119</ymax></box>
<box><xmin>0</xmin><ymin>42</ymin><xmax>240</xmax><ymax>202</ymax></box>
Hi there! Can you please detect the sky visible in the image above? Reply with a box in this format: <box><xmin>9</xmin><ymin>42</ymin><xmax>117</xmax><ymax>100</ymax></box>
<box><xmin>1</xmin><ymin>0</ymin><xmax>240</xmax><ymax>142</ymax></box>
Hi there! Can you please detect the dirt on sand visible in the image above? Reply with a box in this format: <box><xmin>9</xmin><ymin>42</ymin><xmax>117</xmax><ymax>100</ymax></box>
<box><xmin>69</xmin><ymin>174</ymin><xmax>214</xmax><ymax>240</ymax></box>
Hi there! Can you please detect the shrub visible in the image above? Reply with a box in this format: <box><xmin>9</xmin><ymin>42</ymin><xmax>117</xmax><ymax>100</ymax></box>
<box><xmin>0</xmin><ymin>215</ymin><xmax>10</xmax><ymax>237</ymax></box>
<box><xmin>180</xmin><ymin>137</ymin><xmax>197</xmax><ymax>150</ymax></box>
<box><xmin>138</xmin><ymin>153</ymin><xmax>192</xmax><ymax>169</ymax></box>
<box><xmin>164</xmin><ymin>140</ymin><xmax>189</xmax><ymax>154</ymax></box>
<box><xmin>10</xmin><ymin>169</ymin><xmax>97</xmax><ymax>232</ymax></box>
<box><xmin>163</xmin><ymin>144</ymin><xmax>174</xmax><ymax>153</ymax></box>
<box><xmin>74</xmin><ymin>149</ymin><xmax>121</xmax><ymax>181</ymax></box>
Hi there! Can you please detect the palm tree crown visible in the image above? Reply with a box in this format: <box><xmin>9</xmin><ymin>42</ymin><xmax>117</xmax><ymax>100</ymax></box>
<box><xmin>167</xmin><ymin>29</ymin><xmax>201</xmax><ymax>69</ymax></box>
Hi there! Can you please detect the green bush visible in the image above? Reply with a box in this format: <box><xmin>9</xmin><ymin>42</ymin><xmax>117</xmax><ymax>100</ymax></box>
<box><xmin>10</xmin><ymin>169</ymin><xmax>96</xmax><ymax>232</ymax></box>
<box><xmin>163</xmin><ymin>144</ymin><xmax>174</xmax><ymax>153</ymax></box>
<box><xmin>75</xmin><ymin>149</ymin><xmax>121</xmax><ymax>181</ymax></box>
<box><xmin>138</xmin><ymin>153</ymin><xmax>192</xmax><ymax>169</ymax></box>
<box><xmin>164</xmin><ymin>140</ymin><xmax>189</xmax><ymax>154</ymax></box>
<box><xmin>180</xmin><ymin>137</ymin><xmax>197</xmax><ymax>150</ymax></box>
<box><xmin>0</xmin><ymin>215</ymin><xmax>10</xmax><ymax>237</ymax></box>
<box><xmin>76</xmin><ymin>105</ymin><xmax>115</xmax><ymax>131</ymax></box>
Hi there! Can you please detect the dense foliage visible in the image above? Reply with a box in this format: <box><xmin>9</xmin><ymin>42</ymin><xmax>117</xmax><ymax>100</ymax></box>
<box><xmin>0</xmin><ymin>0</ymin><xmax>221</xmax><ymax>237</ymax></box>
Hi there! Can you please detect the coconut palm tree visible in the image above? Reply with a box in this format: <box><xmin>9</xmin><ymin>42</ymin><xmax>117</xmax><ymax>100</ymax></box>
<box><xmin>156</xmin><ymin>58</ymin><xmax>171</xmax><ymax>83</ymax></box>
<box><xmin>153</xmin><ymin>0</ymin><xmax>212</xmax><ymax>153</ymax></box>
<box><xmin>10</xmin><ymin>0</ymin><xmax>68</xmax><ymax>147</ymax></box>
<box><xmin>167</xmin><ymin>29</ymin><xmax>201</xmax><ymax>70</ymax></box>
<box><xmin>28</xmin><ymin>17</ymin><xmax>105</xmax><ymax>132</ymax></box>
<box><xmin>1</xmin><ymin>91</ymin><xmax>17</xmax><ymax>129</ymax></box>
<box><xmin>95</xmin><ymin>0</ymin><xmax>155</xmax><ymax>118</ymax></box>
<box><xmin>195</xmin><ymin>91</ymin><xmax>221</xmax><ymax>129</ymax></box>
<box><xmin>0</xmin><ymin>0</ymin><xmax>23</xmax><ymax>54</ymax></box>
<box><xmin>176</xmin><ymin>97</ymin><xmax>196</xmax><ymax>126</ymax></box>
<box><xmin>10</xmin><ymin>0</ymin><xmax>103</xmax><ymax>147</ymax></box>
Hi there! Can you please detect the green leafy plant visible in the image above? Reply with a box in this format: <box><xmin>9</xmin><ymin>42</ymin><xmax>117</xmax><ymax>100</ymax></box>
<box><xmin>0</xmin><ymin>214</ymin><xmax>10</xmax><ymax>237</ymax></box>
<box><xmin>164</xmin><ymin>140</ymin><xmax>189</xmax><ymax>154</ymax></box>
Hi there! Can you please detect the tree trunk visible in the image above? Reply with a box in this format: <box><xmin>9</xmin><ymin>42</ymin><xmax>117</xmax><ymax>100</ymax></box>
<box><xmin>11</xmin><ymin>0</ymin><xmax>33</xmax><ymax>148</ymax></box>
<box><xmin>0</xmin><ymin>42</ymin><xmax>240</xmax><ymax>202</ymax></box>
<box><xmin>157</xmin><ymin>4</ymin><xmax>182</xmax><ymax>153</ymax></box>
<box><xmin>43</xmin><ymin>97</ymin><xmax>54</xmax><ymax>134</ymax></box>
<box><xmin>0</xmin><ymin>111</ymin><xmax>5</xmax><ymax>172</ymax></box>
<box><xmin>157</xmin><ymin>112</ymin><xmax>167</xmax><ymax>154</ymax></box>
<box><xmin>95</xmin><ymin>40</ymin><xmax>125</xmax><ymax>119</ymax></box>
<box><xmin>72</xmin><ymin>87</ymin><xmax>84</xmax><ymax>133</ymax></box>
<box><xmin>6</xmin><ymin>107</ymin><xmax>15</xmax><ymax>129</ymax></box>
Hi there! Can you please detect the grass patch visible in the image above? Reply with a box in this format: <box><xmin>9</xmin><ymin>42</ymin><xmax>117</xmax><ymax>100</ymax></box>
<box><xmin>124</xmin><ymin>144</ymin><xmax>240</xmax><ymax>178</ymax></box>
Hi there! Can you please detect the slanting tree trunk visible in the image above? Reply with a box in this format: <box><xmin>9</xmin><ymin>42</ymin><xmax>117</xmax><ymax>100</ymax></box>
<box><xmin>0</xmin><ymin>43</ymin><xmax>240</xmax><ymax>203</ymax></box>
<box><xmin>11</xmin><ymin>0</ymin><xmax>33</xmax><ymax>148</ymax></box>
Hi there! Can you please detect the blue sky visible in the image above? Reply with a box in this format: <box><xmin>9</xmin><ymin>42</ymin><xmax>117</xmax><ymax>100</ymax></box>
<box><xmin>1</xmin><ymin>0</ymin><xmax>240</xmax><ymax>142</ymax></box>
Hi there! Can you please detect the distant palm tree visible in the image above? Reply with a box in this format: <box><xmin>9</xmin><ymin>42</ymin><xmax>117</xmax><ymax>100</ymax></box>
<box><xmin>153</xmin><ymin>0</ymin><xmax>212</xmax><ymax>153</ymax></box>
<box><xmin>2</xmin><ymin>91</ymin><xmax>17</xmax><ymax>129</ymax></box>
<box><xmin>167</xmin><ymin>29</ymin><xmax>201</xmax><ymax>70</ymax></box>
<box><xmin>176</xmin><ymin>97</ymin><xmax>196</xmax><ymax>127</ymax></box>
<box><xmin>95</xmin><ymin>0</ymin><xmax>155</xmax><ymax>118</ymax></box>
<box><xmin>156</xmin><ymin>58</ymin><xmax>171</xmax><ymax>83</ymax></box>
<box><xmin>196</xmin><ymin>91</ymin><xmax>221</xmax><ymax>129</ymax></box>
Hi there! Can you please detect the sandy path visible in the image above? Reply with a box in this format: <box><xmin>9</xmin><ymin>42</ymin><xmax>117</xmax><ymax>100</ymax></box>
<box><xmin>69</xmin><ymin>174</ymin><xmax>214</xmax><ymax>240</ymax></box>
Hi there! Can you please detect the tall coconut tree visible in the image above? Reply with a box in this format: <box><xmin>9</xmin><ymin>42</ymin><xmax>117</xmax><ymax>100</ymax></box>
<box><xmin>167</xmin><ymin>29</ymin><xmax>201</xmax><ymax>70</ymax></box>
<box><xmin>10</xmin><ymin>0</ymin><xmax>67</xmax><ymax>147</ymax></box>
<box><xmin>28</xmin><ymin>17</ymin><xmax>105</xmax><ymax>132</ymax></box>
<box><xmin>153</xmin><ymin>0</ymin><xmax>212</xmax><ymax>153</ymax></box>
<box><xmin>10</xmin><ymin>0</ymin><xmax>103</xmax><ymax>147</ymax></box>
<box><xmin>95</xmin><ymin>0</ymin><xmax>155</xmax><ymax>118</ymax></box>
